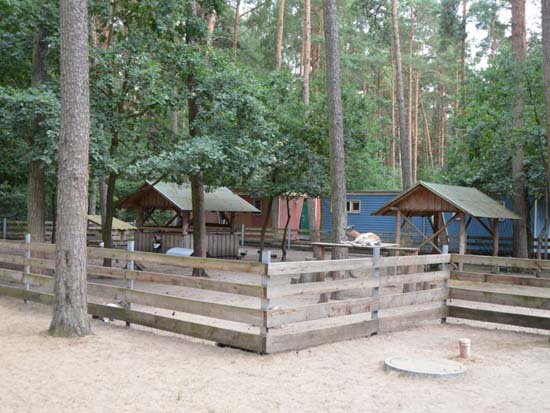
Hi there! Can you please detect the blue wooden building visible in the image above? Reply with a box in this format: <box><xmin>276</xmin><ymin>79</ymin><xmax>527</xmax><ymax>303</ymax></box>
<box><xmin>321</xmin><ymin>182</ymin><xmax>548</xmax><ymax>255</ymax></box>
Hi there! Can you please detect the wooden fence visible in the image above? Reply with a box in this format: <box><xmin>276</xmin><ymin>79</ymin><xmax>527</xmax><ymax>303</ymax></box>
<box><xmin>0</xmin><ymin>239</ymin><xmax>453</xmax><ymax>353</ymax></box>
<box><xmin>448</xmin><ymin>254</ymin><xmax>550</xmax><ymax>331</ymax></box>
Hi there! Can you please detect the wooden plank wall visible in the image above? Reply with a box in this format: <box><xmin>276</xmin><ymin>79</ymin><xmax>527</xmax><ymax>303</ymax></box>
<box><xmin>0</xmin><ymin>240</ymin><xmax>453</xmax><ymax>353</ymax></box>
<box><xmin>448</xmin><ymin>254</ymin><xmax>550</xmax><ymax>331</ymax></box>
<box><xmin>264</xmin><ymin>253</ymin><xmax>450</xmax><ymax>353</ymax></box>
<box><xmin>0</xmin><ymin>240</ymin><xmax>267</xmax><ymax>352</ymax></box>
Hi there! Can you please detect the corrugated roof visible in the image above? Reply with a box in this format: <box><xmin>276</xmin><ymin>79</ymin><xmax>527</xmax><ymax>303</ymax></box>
<box><xmin>372</xmin><ymin>181</ymin><xmax>520</xmax><ymax>219</ymax></box>
<box><xmin>87</xmin><ymin>215</ymin><xmax>137</xmax><ymax>231</ymax></box>
<box><xmin>150</xmin><ymin>181</ymin><xmax>260</xmax><ymax>213</ymax></box>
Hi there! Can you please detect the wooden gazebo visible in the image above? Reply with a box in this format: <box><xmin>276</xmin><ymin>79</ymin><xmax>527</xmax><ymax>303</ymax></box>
<box><xmin>372</xmin><ymin>182</ymin><xmax>520</xmax><ymax>257</ymax></box>
<box><xmin>118</xmin><ymin>181</ymin><xmax>259</xmax><ymax>256</ymax></box>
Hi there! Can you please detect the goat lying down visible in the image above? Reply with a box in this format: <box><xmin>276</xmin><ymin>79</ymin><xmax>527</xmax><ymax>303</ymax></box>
<box><xmin>343</xmin><ymin>225</ymin><xmax>381</xmax><ymax>247</ymax></box>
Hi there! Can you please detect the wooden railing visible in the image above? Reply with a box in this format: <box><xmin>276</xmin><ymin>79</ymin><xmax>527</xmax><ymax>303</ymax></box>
<box><xmin>0</xmin><ymin>239</ymin><xmax>454</xmax><ymax>353</ymax></box>
<box><xmin>448</xmin><ymin>254</ymin><xmax>550</xmax><ymax>331</ymax></box>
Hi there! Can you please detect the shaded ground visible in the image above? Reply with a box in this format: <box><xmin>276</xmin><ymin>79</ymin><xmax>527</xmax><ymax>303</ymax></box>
<box><xmin>1</xmin><ymin>295</ymin><xmax>549</xmax><ymax>413</ymax></box>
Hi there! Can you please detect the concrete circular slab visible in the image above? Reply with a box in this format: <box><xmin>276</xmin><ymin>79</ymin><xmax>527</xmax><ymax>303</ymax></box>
<box><xmin>385</xmin><ymin>356</ymin><xmax>466</xmax><ymax>378</ymax></box>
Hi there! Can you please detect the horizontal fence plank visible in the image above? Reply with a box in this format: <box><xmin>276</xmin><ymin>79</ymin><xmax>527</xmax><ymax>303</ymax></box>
<box><xmin>267</xmin><ymin>254</ymin><xmax>450</xmax><ymax>276</ymax></box>
<box><xmin>448</xmin><ymin>305</ymin><xmax>550</xmax><ymax>330</ymax></box>
<box><xmin>88</xmin><ymin>247</ymin><xmax>267</xmax><ymax>275</ymax></box>
<box><xmin>0</xmin><ymin>240</ymin><xmax>266</xmax><ymax>275</ymax></box>
<box><xmin>450</xmin><ymin>287</ymin><xmax>550</xmax><ymax>310</ymax></box>
<box><xmin>0</xmin><ymin>284</ymin><xmax>262</xmax><ymax>352</ymax></box>
<box><xmin>267</xmin><ymin>319</ymin><xmax>378</xmax><ymax>353</ymax></box>
<box><xmin>267</xmin><ymin>297</ymin><xmax>377</xmax><ymax>328</ymax></box>
<box><xmin>451</xmin><ymin>271</ymin><xmax>550</xmax><ymax>289</ymax></box>
<box><xmin>268</xmin><ymin>278</ymin><xmax>378</xmax><ymax>299</ymax></box>
<box><xmin>0</xmin><ymin>240</ymin><xmax>55</xmax><ymax>253</ymax></box>
<box><xmin>380</xmin><ymin>288</ymin><xmax>448</xmax><ymax>310</ymax></box>
<box><xmin>451</xmin><ymin>254</ymin><xmax>550</xmax><ymax>271</ymax></box>
<box><xmin>86</xmin><ymin>265</ymin><xmax>264</xmax><ymax>298</ymax></box>
<box><xmin>379</xmin><ymin>306</ymin><xmax>448</xmax><ymax>333</ymax></box>
<box><xmin>380</xmin><ymin>270</ymin><xmax>449</xmax><ymax>287</ymax></box>
<box><xmin>0</xmin><ymin>269</ymin><xmax>264</xmax><ymax>326</ymax></box>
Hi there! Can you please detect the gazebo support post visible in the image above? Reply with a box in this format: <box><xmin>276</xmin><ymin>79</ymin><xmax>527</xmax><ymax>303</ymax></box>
<box><xmin>492</xmin><ymin>218</ymin><xmax>500</xmax><ymax>273</ymax></box>
<box><xmin>395</xmin><ymin>209</ymin><xmax>401</xmax><ymax>246</ymax></box>
<box><xmin>458</xmin><ymin>212</ymin><xmax>467</xmax><ymax>271</ymax></box>
<box><xmin>136</xmin><ymin>207</ymin><xmax>144</xmax><ymax>227</ymax></box>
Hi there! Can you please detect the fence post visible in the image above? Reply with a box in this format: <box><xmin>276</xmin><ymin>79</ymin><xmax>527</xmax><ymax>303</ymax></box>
<box><xmin>441</xmin><ymin>244</ymin><xmax>449</xmax><ymax>324</ymax></box>
<box><xmin>260</xmin><ymin>250</ymin><xmax>271</xmax><ymax>353</ymax></box>
<box><xmin>287</xmin><ymin>227</ymin><xmax>291</xmax><ymax>251</ymax></box>
<box><xmin>2</xmin><ymin>218</ymin><xmax>6</xmax><ymax>240</ymax></box>
<box><xmin>372</xmin><ymin>246</ymin><xmax>380</xmax><ymax>322</ymax></box>
<box><xmin>24</xmin><ymin>233</ymin><xmax>31</xmax><ymax>304</ymax></box>
<box><xmin>241</xmin><ymin>224</ymin><xmax>245</xmax><ymax>247</ymax></box>
<box><xmin>126</xmin><ymin>240</ymin><xmax>135</xmax><ymax>327</ymax></box>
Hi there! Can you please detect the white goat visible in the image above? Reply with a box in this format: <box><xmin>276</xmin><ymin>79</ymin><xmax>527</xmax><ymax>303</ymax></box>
<box><xmin>343</xmin><ymin>225</ymin><xmax>381</xmax><ymax>247</ymax></box>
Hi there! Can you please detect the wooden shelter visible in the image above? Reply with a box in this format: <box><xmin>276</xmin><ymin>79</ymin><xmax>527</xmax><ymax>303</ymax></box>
<box><xmin>119</xmin><ymin>181</ymin><xmax>259</xmax><ymax>256</ymax></box>
<box><xmin>372</xmin><ymin>182</ymin><xmax>520</xmax><ymax>257</ymax></box>
<box><xmin>86</xmin><ymin>215</ymin><xmax>136</xmax><ymax>247</ymax></box>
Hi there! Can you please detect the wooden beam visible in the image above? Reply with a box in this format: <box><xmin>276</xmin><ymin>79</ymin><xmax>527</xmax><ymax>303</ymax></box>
<box><xmin>474</xmin><ymin>216</ymin><xmax>494</xmax><ymax>237</ymax></box>
<box><xmin>417</xmin><ymin>213</ymin><xmax>460</xmax><ymax>250</ymax></box>
<box><xmin>492</xmin><ymin>218</ymin><xmax>500</xmax><ymax>257</ymax></box>
<box><xmin>451</xmin><ymin>254</ymin><xmax>550</xmax><ymax>271</ymax></box>
<box><xmin>0</xmin><ymin>284</ymin><xmax>263</xmax><ymax>352</ymax></box>
<box><xmin>266</xmin><ymin>319</ymin><xmax>378</xmax><ymax>353</ymax></box>
<box><xmin>401</xmin><ymin>214</ymin><xmax>441</xmax><ymax>253</ymax></box>
<box><xmin>395</xmin><ymin>209</ymin><xmax>401</xmax><ymax>246</ymax></box>
<box><xmin>450</xmin><ymin>287</ymin><xmax>550</xmax><ymax>310</ymax></box>
<box><xmin>451</xmin><ymin>271</ymin><xmax>550</xmax><ymax>288</ymax></box>
<box><xmin>448</xmin><ymin>305</ymin><xmax>550</xmax><ymax>330</ymax></box>
<box><xmin>458</xmin><ymin>212</ymin><xmax>467</xmax><ymax>270</ymax></box>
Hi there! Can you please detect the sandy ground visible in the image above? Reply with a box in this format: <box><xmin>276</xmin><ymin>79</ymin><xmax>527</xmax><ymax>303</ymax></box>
<box><xmin>1</xmin><ymin>296</ymin><xmax>550</xmax><ymax>413</ymax></box>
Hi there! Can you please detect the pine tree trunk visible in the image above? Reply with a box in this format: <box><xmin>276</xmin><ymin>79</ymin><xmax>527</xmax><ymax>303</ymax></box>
<box><xmin>191</xmin><ymin>172</ymin><xmax>207</xmax><ymax>276</ymax></box>
<box><xmin>542</xmin><ymin>0</ymin><xmax>550</xmax><ymax>258</ymax></box>
<box><xmin>207</xmin><ymin>10</ymin><xmax>216</xmax><ymax>46</ymax></box>
<box><xmin>420</xmin><ymin>97</ymin><xmax>434</xmax><ymax>172</ymax></box>
<box><xmin>49</xmin><ymin>0</ymin><xmax>92</xmax><ymax>337</ymax></box>
<box><xmin>27</xmin><ymin>23</ymin><xmax>49</xmax><ymax>243</ymax></box>
<box><xmin>232</xmin><ymin>0</ymin><xmax>241</xmax><ymax>60</ymax></box>
<box><xmin>88</xmin><ymin>179</ymin><xmax>97</xmax><ymax>215</ymax></box>
<box><xmin>275</xmin><ymin>0</ymin><xmax>286</xmax><ymax>69</ymax></box>
<box><xmin>511</xmin><ymin>0</ymin><xmax>529</xmax><ymax>258</ymax></box>
<box><xmin>302</xmin><ymin>0</ymin><xmax>320</xmax><ymax>257</ymax></box>
<box><xmin>407</xmin><ymin>7</ymin><xmax>415</xmax><ymax>180</ymax></box>
<box><xmin>323</xmin><ymin>0</ymin><xmax>348</xmax><ymax>299</ymax></box>
<box><xmin>259</xmin><ymin>196</ymin><xmax>274</xmax><ymax>261</ymax></box>
<box><xmin>280</xmin><ymin>196</ymin><xmax>291</xmax><ymax>261</ymax></box>
<box><xmin>413</xmin><ymin>72</ymin><xmax>420</xmax><ymax>181</ymax></box>
<box><xmin>392</xmin><ymin>0</ymin><xmax>413</xmax><ymax>189</ymax></box>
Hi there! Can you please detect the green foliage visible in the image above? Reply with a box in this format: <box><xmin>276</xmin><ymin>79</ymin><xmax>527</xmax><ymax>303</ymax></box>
<box><xmin>446</xmin><ymin>40</ymin><xmax>548</xmax><ymax>198</ymax></box>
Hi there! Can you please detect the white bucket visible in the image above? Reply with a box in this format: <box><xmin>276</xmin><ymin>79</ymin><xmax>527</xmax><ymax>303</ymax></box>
<box><xmin>459</xmin><ymin>338</ymin><xmax>471</xmax><ymax>359</ymax></box>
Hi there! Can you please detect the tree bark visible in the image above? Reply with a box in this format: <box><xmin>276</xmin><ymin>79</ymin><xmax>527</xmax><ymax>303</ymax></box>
<box><xmin>232</xmin><ymin>0</ymin><xmax>241</xmax><ymax>60</ymax></box>
<box><xmin>302</xmin><ymin>0</ymin><xmax>320</xmax><ymax>257</ymax></box>
<box><xmin>275</xmin><ymin>0</ymin><xmax>286</xmax><ymax>69</ymax></box>
<box><xmin>280</xmin><ymin>196</ymin><xmax>291</xmax><ymax>261</ymax></box>
<box><xmin>258</xmin><ymin>195</ymin><xmax>274</xmax><ymax>261</ymax></box>
<box><xmin>207</xmin><ymin>10</ymin><xmax>216</xmax><ymax>46</ymax></box>
<box><xmin>27</xmin><ymin>22</ymin><xmax>49</xmax><ymax>243</ymax></box>
<box><xmin>49</xmin><ymin>0</ymin><xmax>92</xmax><ymax>337</ymax></box>
<box><xmin>392</xmin><ymin>0</ymin><xmax>413</xmax><ymax>189</ymax></box>
<box><xmin>323</xmin><ymin>0</ymin><xmax>348</xmax><ymax>299</ymax></box>
<box><xmin>88</xmin><ymin>179</ymin><xmax>97</xmax><ymax>215</ymax></box>
<box><xmin>191</xmin><ymin>172</ymin><xmax>207</xmax><ymax>276</ymax></box>
<box><xmin>511</xmin><ymin>0</ymin><xmax>529</xmax><ymax>258</ymax></box>
<box><xmin>542</xmin><ymin>0</ymin><xmax>550</xmax><ymax>258</ymax></box>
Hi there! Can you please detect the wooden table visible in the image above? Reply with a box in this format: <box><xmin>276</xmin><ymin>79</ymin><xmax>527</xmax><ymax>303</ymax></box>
<box><xmin>311</xmin><ymin>242</ymin><xmax>418</xmax><ymax>259</ymax></box>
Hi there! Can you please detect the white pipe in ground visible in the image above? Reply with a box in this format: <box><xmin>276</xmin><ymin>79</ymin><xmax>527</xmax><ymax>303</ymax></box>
<box><xmin>459</xmin><ymin>338</ymin><xmax>471</xmax><ymax>359</ymax></box>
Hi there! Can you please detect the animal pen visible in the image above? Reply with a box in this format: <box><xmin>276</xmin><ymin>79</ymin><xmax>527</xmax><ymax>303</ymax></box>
<box><xmin>0</xmin><ymin>239</ymin><xmax>549</xmax><ymax>353</ymax></box>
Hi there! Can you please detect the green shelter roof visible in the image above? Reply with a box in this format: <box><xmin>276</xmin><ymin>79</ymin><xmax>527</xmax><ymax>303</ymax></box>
<box><xmin>123</xmin><ymin>181</ymin><xmax>260</xmax><ymax>213</ymax></box>
<box><xmin>372</xmin><ymin>181</ymin><xmax>520</xmax><ymax>219</ymax></box>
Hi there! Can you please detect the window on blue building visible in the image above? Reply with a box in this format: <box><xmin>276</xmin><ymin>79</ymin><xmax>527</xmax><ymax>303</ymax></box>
<box><xmin>346</xmin><ymin>200</ymin><xmax>361</xmax><ymax>214</ymax></box>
